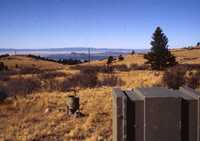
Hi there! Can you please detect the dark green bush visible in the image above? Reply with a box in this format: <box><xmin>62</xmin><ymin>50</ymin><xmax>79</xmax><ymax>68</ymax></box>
<box><xmin>118</xmin><ymin>55</ymin><xmax>124</xmax><ymax>61</ymax></box>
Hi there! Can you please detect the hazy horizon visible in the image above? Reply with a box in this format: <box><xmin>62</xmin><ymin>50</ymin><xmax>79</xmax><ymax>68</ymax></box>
<box><xmin>0</xmin><ymin>0</ymin><xmax>199</xmax><ymax>49</ymax></box>
<box><xmin>0</xmin><ymin>46</ymin><xmax>145</xmax><ymax>50</ymax></box>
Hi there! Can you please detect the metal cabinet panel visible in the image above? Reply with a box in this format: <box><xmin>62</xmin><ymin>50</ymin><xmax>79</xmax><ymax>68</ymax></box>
<box><xmin>134</xmin><ymin>100</ymin><xmax>144</xmax><ymax>141</ymax></box>
<box><xmin>113</xmin><ymin>88</ymin><xmax>128</xmax><ymax>141</ymax></box>
<box><xmin>112</xmin><ymin>87</ymin><xmax>200</xmax><ymax>141</ymax></box>
<box><xmin>145</xmin><ymin>97</ymin><xmax>181</xmax><ymax>141</ymax></box>
<box><xmin>126</xmin><ymin>91</ymin><xmax>144</xmax><ymax>141</ymax></box>
<box><xmin>180</xmin><ymin>87</ymin><xmax>199</xmax><ymax>141</ymax></box>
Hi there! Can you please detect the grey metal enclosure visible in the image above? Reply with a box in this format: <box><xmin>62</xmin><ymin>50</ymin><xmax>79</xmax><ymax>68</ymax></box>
<box><xmin>180</xmin><ymin>87</ymin><xmax>200</xmax><ymax>141</ymax></box>
<box><xmin>112</xmin><ymin>87</ymin><xmax>200</xmax><ymax>141</ymax></box>
<box><xmin>135</xmin><ymin>88</ymin><xmax>182</xmax><ymax>141</ymax></box>
<box><xmin>112</xmin><ymin>88</ymin><xmax>128</xmax><ymax>141</ymax></box>
<box><xmin>126</xmin><ymin>91</ymin><xmax>144</xmax><ymax>141</ymax></box>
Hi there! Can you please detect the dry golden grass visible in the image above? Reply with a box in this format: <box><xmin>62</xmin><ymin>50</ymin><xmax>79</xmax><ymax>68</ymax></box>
<box><xmin>0</xmin><ymin>88</ymin><xmax>112</xmax><ymax>141</ymax></box>
<box><xmin>0</xmin><ymin>48</ymin><xmax>200</xmax><ymax>140</ymax></box>
<box><xmin>0</xmin><ymin>55</ymin><xmax>66</xmax><ymax>70</ymax></box>
<box><xmin>172</xmin><ymin>48</ymin><xmax>200</xmax><ymax>64</ymax></box>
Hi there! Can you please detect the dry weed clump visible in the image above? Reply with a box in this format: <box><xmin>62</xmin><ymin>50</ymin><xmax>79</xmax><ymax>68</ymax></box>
<box><xmin>6</xmin><ymin>77</ymin><xmax>42</xmax><ymax>96</ymax></box>
<box><xmin>163</xmin><ymin>66</ymin><xmax>186</xmax><ymax>89</ymax></box>
<box><xmin>61</xmin><ymin>68</ymin><xmax>124</xmax><ymax>91</ymax></box>
<box><xmin>0</xmin><ymin>86</ymin><xmax>7</xmax><ymax>101</ymax></box>
<box><xmin>62</xmin><ymin>69</ymin><xmax>98</xmax><ymax>91</ymax></box>
<box><xmin>39</xmin><ymin>71</ymin><xmax>67</xmax><ymax>80</ymax></box>
<box><xmin>185</xmin><ymin>71</ymin><xmax>200</xmax><ymax>89</ymax></box>
<box><xmin>163</xmin><ymin>66</ymin><xmax>200</xmax><ymax>89</ymax></box>
<box><xmin>100</xmin><ymin>74</ymin><xmax>125</xmax><ymax>86</ymax></box>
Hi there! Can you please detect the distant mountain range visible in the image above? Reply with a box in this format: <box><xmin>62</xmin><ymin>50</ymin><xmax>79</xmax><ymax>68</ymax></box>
<box><xmin>0</xmin><ymin>47</ymin><xmax>147</xmax><ymax>53</ymax></box>
<box><xmin>0</xmin><ymin>47</ymin><xmax>148</xmax><ymax>61</ymax></box>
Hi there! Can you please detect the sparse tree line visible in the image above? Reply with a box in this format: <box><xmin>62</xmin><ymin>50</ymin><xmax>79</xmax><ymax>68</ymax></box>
<box><xmin>27</xmin><ymin>54</ymin><xmax>83</xmax><ymax>65</ymax></box>
<box><xmin>183</xmin><ymin>42</ymin><xmax>200</xmax><ymax>49</ymax></box>
<box><xmin>0</xmin><ymin>54</ymin><xmax>9</xmax><ymax>59</ymax></box>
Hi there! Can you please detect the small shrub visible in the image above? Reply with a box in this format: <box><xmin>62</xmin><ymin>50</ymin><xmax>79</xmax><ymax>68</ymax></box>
<box><xmin>118</xmin><ymin>55</ymin><xmax>124</xmax><ymax>61</ymax></box>
<box><xmin>0</xmin><ymin>86</ymin><xmax>8</xmax><ymax>101</ymax></box>
<box><xmin>62</xmin><ymin>69</ymin><xmax>99</xmax><ymax>91</ymax></box>
<box><xmin>0</xmin><ymin>62</ymin><xmax>8</xmax><ymax>71</ymax></box>
<box><xmin>185</xmin><ymin>71</ymin><xmax>200</xmax><ymax>89</ymax></box>
<box><xmin>100</xmin><ymin>74</ymin><xmax>124</xmax><ymax>86</ymax></box>
<box><xmin>106</xmin><ymin>56</ymin><xmax>114</xmax><ymax>73</ymax></box>
<box><xmin>15</xmin><ymin>64</ymin><xmax>19</xmax><ymax>68</ymax></box>
<box><xmin>0</xmin><ymin>54</ymin><xmax>9</xmax><ymax>59</ymax></box>
<box><xmin>79</xmin><ymin>69</ymin><xmax>98</xmax><ymax>88</ymax></box>
<box><xmin>131</xmin><ymin>50</ymin><xmax>135</xmax><ymax>55</ymax></box>
<box><xmin>163</xmin><ymin>66</ymin><xmax>186</xmax><ymax>89</ymax></box>
<box><xmin>107</xmin><ymin>56</ymin><xmax>114</xmax><ymax>65</ymax></box>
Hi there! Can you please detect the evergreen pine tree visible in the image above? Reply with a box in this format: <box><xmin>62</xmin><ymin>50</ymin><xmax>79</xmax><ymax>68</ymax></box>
<box><xmin>106</xmin><ymin>56</ymin><xmax>114</xmax><ymax>73</ymax></box>
<box><xmin>144</xmin><ymin>27</ymin><xmax>177</xmax><ymax>70</ymax></box>
<box><xmin>107</xmin><ymin>56</ymin><xmax>114</xmax><ymax>65</ymax></box>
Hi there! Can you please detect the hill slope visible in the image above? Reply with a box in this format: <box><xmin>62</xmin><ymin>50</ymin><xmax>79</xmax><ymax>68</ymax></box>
<box><xmin>0</xmin><ymin>48</ymin><xmax>200</xmax><ymax>141</ymax></box>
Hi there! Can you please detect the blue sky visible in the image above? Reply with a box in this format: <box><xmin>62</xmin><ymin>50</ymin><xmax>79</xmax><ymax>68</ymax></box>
<box><xmin>0</xmin><ymin>0</ymin><xmax>199</xmax><ymax>49</ymax></box>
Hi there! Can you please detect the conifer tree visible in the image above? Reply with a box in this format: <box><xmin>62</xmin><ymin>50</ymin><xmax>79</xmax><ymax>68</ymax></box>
<box><xmin>144</xmin><ymin>27</ymin><xmax>177</xmax><ymax>70</ymax></box>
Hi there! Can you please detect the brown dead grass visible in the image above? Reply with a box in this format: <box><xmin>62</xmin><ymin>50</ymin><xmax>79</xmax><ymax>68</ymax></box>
<box><xmin>0</xmin><ymin>88</ymin><xmax>112</xmax><ymax>141</ymax></box>
<box><xmin>0</xmin><ymin>48</ymin><xmax>200</xmax><ymax>140</ymax></box>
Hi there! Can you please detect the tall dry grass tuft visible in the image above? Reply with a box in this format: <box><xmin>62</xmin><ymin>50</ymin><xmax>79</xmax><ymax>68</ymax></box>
<box><xmin>163</xmin><ymin>66</ymin><xmax>186</xmax><ymax>89</ymax></box>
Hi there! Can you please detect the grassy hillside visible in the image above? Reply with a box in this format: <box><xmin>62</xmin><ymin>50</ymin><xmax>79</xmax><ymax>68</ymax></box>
<box><xmin>0</xmin><ymin>55</ymin><xmax>66</xmax><ymax>70</ymax></box>
<box><xmin>0</xmin><ymin>48</ymin><xmax>200</xmax><ymax>141</ymax></box>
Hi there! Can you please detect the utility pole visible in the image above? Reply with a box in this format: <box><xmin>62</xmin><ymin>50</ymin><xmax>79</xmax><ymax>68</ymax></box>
<box><xmin>88</xmin><ymin>48</ymin><xmax>91</xmax><ymax>63</ymax></box>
